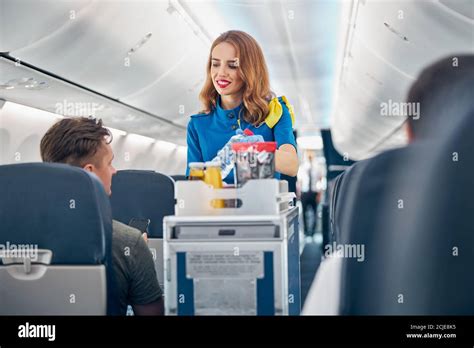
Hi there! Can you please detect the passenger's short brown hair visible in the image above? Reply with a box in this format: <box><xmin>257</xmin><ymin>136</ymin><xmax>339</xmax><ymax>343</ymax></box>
<box><xmin>406</xmin><ymin>54</ymin><xmax>474</xmax><ymax>139</ymax></box>
<box><xmin>40</xmin><ymin>117</ymin><xmax>112</xmax><ymax>167</ymax></box>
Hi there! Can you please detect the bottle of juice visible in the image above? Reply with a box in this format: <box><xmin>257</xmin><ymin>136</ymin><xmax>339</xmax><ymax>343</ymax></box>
<box><xmin>204</xmin><ymin>160</ymin><xmax>224</xmax><ymax>208</ymax></box>
<box><xmin>188</xmin><ymin>162</ymin><xmax>205</xmax><ymax>181</ymax></box>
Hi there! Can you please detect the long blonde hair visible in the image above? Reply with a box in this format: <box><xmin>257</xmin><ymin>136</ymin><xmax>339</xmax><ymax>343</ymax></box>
<box><xmin>199</xmin><ymin>30</ymin><xmax>274</xmax><ymax>126</ymax></box>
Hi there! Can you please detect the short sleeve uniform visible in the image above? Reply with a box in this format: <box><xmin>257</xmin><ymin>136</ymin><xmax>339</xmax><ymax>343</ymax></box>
<box><xmin>186</xmin><ymin>96</ymin><xmax>297</xmax><ymax>184</ymax></box>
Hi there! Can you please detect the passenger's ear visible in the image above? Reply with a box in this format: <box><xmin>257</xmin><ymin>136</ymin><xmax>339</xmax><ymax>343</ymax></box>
<box><xmin>82</xmin><ymin>164</ymin><xmax>94</xmax><ymax>172</ymax></box>
<box><xmin>405</xmin><ymin>122</ymin><xmax>415</xmax><ymax>143</ymax></box>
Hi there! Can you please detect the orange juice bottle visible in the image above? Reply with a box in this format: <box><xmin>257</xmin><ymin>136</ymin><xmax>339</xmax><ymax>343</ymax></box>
<box><xmin>188</xmin><ymin>162</ymin><xmax>205</xmax><ymax>181</ymax></box>
<box><xmin>204</xmin><ymin>161</ymin><xmax>224</xmax><ymax>208</ymax></box>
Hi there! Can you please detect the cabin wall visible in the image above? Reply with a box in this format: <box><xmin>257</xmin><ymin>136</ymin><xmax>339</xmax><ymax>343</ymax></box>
<box><xmin>0</xmin><ymin>101</ymin><xmax>187</xmax><ymax>175</ymax></box>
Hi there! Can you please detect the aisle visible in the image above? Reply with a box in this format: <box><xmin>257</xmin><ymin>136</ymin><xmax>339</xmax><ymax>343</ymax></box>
<box><xmin>300</xmin><ymin>236</ymin><xmax>322</xmax><ymax>307</ymax></box>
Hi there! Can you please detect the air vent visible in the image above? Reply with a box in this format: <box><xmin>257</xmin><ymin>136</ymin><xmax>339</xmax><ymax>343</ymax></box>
<box><xmin>383</xmin><ymin>22</ymin><xmax>409</xmax><ymax>43</ymax></box>
<box><xmin>365</xmin><ymin>73</ymin><xmax>383</xmax><ymax>86</ymax></box>
<box><xmin>127</xmin><ymin>32</ymin><xmax>153</xmax><ymax>56</ymax></box>
<box><xmin>0</xmin><ymin>77</ymin><xmax>49</xmax><ymax>90</ymax></box>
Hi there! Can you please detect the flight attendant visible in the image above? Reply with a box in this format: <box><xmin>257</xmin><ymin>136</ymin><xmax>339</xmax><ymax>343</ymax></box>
<box><xmin>186</xmin><ymin>30</ymin><xmax>298</xmax><ymax>184</ymax></box>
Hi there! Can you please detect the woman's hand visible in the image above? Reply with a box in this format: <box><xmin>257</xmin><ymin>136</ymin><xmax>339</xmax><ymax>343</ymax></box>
<box><xmin>275</xmin><ymin>144</ymin><xmax>299</xmax><ymax>177</ymax></box>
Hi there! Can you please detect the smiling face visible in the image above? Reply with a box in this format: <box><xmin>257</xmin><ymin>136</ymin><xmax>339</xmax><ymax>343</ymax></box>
<box><xmin>199</xmin><ymin>30</ymin><xmax>273</xmax><ymax>124</ymax></box>
<box><xmin>211</xmin><ymin>42</ymin><xmax>244</xmax><ymax>98</ymax></box>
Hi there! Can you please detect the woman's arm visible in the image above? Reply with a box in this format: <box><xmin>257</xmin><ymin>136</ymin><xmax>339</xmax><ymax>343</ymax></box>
<box><xmin>276</xmin><ymin>144</ymin><xmax>299</xmax><ymax>177</ymax></box>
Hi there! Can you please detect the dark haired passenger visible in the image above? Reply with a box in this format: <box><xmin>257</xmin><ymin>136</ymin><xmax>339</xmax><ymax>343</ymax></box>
<box><xmin>40</xmin><ymin>117</ymin><xmax>164</xmax><ymax>316</ymax></box>
<box><xmin>303</xmin><ymin>54</ymin><xmax>474</xmax><ymax>314</ymax></box>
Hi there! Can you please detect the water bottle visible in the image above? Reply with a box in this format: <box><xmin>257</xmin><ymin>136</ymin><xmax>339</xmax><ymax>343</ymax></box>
<box><xmin>213</xmin><ymin>128</ymin><xmax>264</xmax><ymax>179</ymax></box>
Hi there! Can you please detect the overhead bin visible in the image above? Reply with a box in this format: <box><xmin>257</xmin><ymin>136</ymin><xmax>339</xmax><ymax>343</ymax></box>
<box><xmin>0</xmin><ymin>56</ymin><xmax>186</xmax><ymax>145</ymax></box>
<box><xmin>331</xmin><ymin>0</ymin><xmax>474</xmax><ymax>160</ymax></box>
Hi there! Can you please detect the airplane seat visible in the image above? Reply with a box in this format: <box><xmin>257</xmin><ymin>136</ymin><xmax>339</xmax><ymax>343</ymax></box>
<box><xmin>336</xmin><ymin>146</ymin><xmax>424</xmax><ymax>314</ymax></box>
<box><xmin>0</xmin><ymin>162</ymin><xmax>118</xmax><ymax>315</ymax></box>
<box><xmin>305</xmin><ymin>157</ymin><xmax>413</xmax><ymax>313</ymax></box>
<box><xmin>171</xmin><ymin>174</ymin><xmax>187</xmax><ymax>181</ymax></box>
<box><xmin>331</xmin><ymin>156</ymin><xmax>379</xmax><ymax>246</ymax></box>
<box><xmin>319</xmin><ymin>190</ymin><xmax>330</xmax><ymax>248</ymax></box>
<box><xmin>339</xmin><ymin>112</ymin><xmax>474</xmax><ymax>315</ymax></box>
<box><xmin>328</xmin><ymin>170</ymin><xmax>345</xmax><ymax>245</ymax></box>
<box><xmin>338</xmin><ymin>55</ymin><xmax>474</xmax><ymax>314</ymax></box>
<box><xmin>320</xmin><ymin>129</ymin><xmax>355</xmax><ymax>248</ymax></box>
<box><xmin>110</xmin><ymin>170</ymin><xmax>175</xmax><ymax>287</ymax></box>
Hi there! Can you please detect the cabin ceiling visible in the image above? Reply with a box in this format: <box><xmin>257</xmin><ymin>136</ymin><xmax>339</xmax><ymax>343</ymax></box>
<box><xmin>0</xmin><ymin>0</ymin><xmax>342</xmax><ymax>142</ymax></box>
<box><xmin>1</xmin><ymin>0</ymin><xmax>472</xmax><ymax>159</ymax></box>
<box><xmin>331</xmin><ymin>0</ymin><xmax>474</xmax><ymax>160</ymax></box>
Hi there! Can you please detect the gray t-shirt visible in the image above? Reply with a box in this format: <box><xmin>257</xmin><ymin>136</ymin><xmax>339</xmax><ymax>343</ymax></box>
<box><xmin>112</xmin><ymin>220</ymin><xmax>163</xmax><ymax>315</ymax></box>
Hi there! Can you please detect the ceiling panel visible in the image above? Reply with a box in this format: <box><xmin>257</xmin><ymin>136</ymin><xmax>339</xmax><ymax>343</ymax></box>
<box><xmin>0</xmin><ymin>0</ymin><xmax>94</xmax><ymax>52</ymax></box>
<box><xmin>8</xmin><ymin>0</ymin><xmax>209</xmax><ymax>99</ymax></box>
<box><xmin>1</xmin><ymin>0</ymin><xmax>344</xmax><ymax>139</ymax></box>
<box><xmin>354</xmin><ymin>0</ymin><xmax>474</xmax><ymax>78</ymax></box>
<box><xmin>331</xmin><ymin>0</ymin><xmax>474</xmax><ymax>160</ymax></box>
<box><xmin>0</xmin><ymin>57</ymin><xmax>186</xmax><ymax>145</ymax></box>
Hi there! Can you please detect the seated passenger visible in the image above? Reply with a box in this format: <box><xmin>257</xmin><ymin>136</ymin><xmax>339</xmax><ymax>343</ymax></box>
<box><xmin>303</xmin><ymin>54</ymin><xmax>474</xmax><ymax>314</ymax></box>
<box><xmin>40</xmin><ymin>117</ymin><xmax>164</xmax><ymax>315</ymax></box>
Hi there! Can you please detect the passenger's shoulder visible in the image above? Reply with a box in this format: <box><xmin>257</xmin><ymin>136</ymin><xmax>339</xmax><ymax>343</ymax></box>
<box><xmin>347</xmin><ymin>146</ymin><xmax>409</xmax><ymax>180</ymax></box>
<box><xmin>367</xmin><ymin>146</ymin><xmax>410</xmax><ymax>168</ymax></box>
<box><xmin>112</xmin><ymin>220</ymin><xmax>142</xmax><ymax>245</ymax></box>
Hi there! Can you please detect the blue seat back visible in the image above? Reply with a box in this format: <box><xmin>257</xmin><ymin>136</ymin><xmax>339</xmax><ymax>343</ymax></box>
<box><xmin>171</xmin><ymin>174</ymin><xmax>187</xmax><ymax>182</ymax></box>
<box><xmin>338</xmin><ymin>114</ymin><xmax>474</xmax><ymax>315</ymax></box>
<box><xmin>0</xmin><ymin>162</ymin><xmax>118</xmax><ymax>314</ymax></box>
<box><xmin>110</xmin><ymin>170</ymin><xmax>175</xmax><ymax>238</ymax></box>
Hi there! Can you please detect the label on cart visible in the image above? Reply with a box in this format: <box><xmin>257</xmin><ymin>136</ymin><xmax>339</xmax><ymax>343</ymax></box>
<box><xmin>194</xmin><ymin>278</ymin><xmax>257</xmax><ymax>315</ymax></box>
<box><xmin>186</xmin><ymin>251</ymin><xmax>264</xmax><ymax>279</ymax></box>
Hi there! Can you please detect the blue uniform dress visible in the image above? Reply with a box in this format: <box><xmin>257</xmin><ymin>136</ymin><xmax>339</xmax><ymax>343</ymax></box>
<box><xmin>186</xmin><ymin>96</ymin><xmax>297</xmax><ymax>184</ymax></box>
